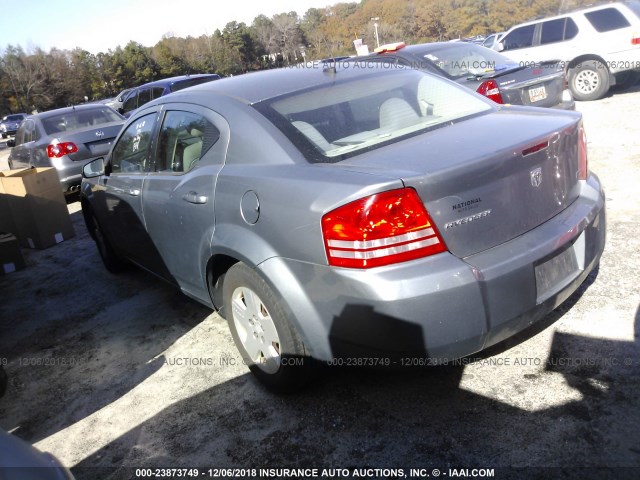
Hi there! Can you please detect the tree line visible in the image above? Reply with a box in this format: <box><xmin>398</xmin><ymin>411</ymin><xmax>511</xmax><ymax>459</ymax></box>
<box><xmin>0</xmin><ymin>0</ymin><xmax>593</xmax><ymax>116</ymax></box>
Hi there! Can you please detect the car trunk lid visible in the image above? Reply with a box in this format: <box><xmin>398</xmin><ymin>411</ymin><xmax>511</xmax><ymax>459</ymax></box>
<box><xmin>60</xmin><ymin>122</ymin><xmax>123</xmax><ymax>160</ymax></box>
<box><xmin>491</xmin><ymin>62</ymin><xmax>566</xmax><ymax>108</ymax></box>
<box><xmin>333</xmin><ymin>109</ymin><xmax>584</xmax><ymax>258</ymax></box>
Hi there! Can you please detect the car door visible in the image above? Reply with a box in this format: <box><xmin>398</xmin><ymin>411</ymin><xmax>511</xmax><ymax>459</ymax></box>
<box><xmin>98</xmin><ymin>111</ymin><xmax>160</xmax><ymax>269</ymax></box>
<box><xmin>141</xmin><ymin>104</ymin><xmax>228</xmax><ymax>303</ymax></box>
<box><xmin>500</xmin><ymin>24</ymin><xmax>537</xmax><ymax>62</ymax></box>
<box><xmin>8</xmin><ymin>120</ymin><xmax>35</xmax><ymax>169</ymax></box>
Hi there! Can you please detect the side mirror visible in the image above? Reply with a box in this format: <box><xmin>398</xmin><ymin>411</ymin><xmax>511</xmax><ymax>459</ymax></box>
<box><xmin>83</xmin><ymin>157</ymin><xmax>105</xmax><ymax>178</ymax></box>
<box><xmin>496</xmin><ymin>42</ymin><xmax>505</xmax><ymax>52</ymax></box>
<box><xmin>6</xmin><ymin>139</ymin><xmax>15</xmax><ymax>147</ymax></box>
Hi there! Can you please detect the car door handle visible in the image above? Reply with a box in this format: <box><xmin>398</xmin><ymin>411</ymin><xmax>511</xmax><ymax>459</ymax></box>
<box><xmin>182</xmin><ymin>191</ymin><xmax>208</xmax><ymax>204</ymax></box>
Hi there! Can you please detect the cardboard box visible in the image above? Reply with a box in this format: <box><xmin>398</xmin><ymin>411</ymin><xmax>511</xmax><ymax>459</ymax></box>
<box><xmin>0</xmin><ymin>233</ymin><xmax>26</xmax><ymax>275</ymax></box>
<box><xmin>0</xmin><ymin>168</ymin><xmax>75</xmax><ymax>249</ymax></box>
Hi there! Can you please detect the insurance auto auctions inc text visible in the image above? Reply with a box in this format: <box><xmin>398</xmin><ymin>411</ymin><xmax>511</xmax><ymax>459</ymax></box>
<box><xmin>220</xmin><ymin>468</ymin><xmax>496</xmax><ymax>478</ymax></box>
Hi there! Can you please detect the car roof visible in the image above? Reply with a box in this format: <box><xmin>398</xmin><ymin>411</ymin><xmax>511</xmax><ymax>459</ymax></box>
<box><xmin>506</xmin><ymin>0</ymin><xmax>635</xmax><ymax>28</ymax></box>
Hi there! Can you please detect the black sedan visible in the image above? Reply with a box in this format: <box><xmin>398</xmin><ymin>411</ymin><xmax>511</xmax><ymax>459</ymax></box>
<box><xmin>360</xmin><ymin>42</ymin><xmax>574</xmax><ymax>109</ymax></box>
<box><xmin>8</xmin><ymin>105</ymin><xmax>125</xmax><ymax>194</ymax></box>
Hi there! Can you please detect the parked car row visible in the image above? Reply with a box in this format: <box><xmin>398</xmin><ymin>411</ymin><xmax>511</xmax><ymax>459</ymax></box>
<box><xmin>5</xmin><ymin>74</ymin><xmax>222</xmax><ymax>194</ymax></box>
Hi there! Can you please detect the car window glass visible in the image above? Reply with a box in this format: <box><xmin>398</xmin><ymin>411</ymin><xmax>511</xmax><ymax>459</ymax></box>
<box><xmin>122</xmin><ymin>92</ymin><xmax>138</xmax><ymax>114</ymax></box>
<box><xmin>110</xmin><ymin>113</ymin><xmax>157</xmax><ymax>174</ymax></box>
<box><xmin>23</xmin><ymin>120</ymin><xmax>34</xmax><ymax>142</ymax></box>
<box><xmin>152</xmin><ymin>87</ymin><xmax>165</xmax><ymax>99</ymax></box>
<box><xmin>14</xmin><ymin>124</ymin><xmax>26</xmax><ymax>145</ymax></box>
<box><xmin>541</xmin><ymin>18</ymin><xmax>567</xmax><ymax>44</ymax></box>
<box><xmin>502</xmin><ymin>25</ymin><xmax>535</xmax><ymax>50</ymax></box>
<box><xmin>565</xmin><ymin>18</ymin><xmax>579</xmax><ymax>39</ymax></box>
<box><xmin>169</xmin><ymin>76</ymin><xmax>219</xmax><ymax>92</ymax></box>
<box><xmin>156</xmin><ymin>111</ymin><xmax>220</xmax><ymax>173</ymax></box>
<box><xmin>41</xmin><ymin>108</ymin><xmax>123</xmax><ymax>135</ymax></box>
<box><xmin>584</xmin><ymin>8</ymin><xmax>631</xmax><ymax>32</ymax></box>
<box><xmin>255</xmin><ymin>67</ymin><xmax>491</xmax><ymax>163</ymax></box>
<box><xmin>138</xmin><ymin>88</ymin><xmax>152</xmax><ymax>107</ymax></box>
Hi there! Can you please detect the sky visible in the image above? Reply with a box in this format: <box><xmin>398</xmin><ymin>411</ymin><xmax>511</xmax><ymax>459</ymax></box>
<box><xmin>0</xmin><ymin>0</ymin><xmax>345</xmax><ymax>54</ymax></box>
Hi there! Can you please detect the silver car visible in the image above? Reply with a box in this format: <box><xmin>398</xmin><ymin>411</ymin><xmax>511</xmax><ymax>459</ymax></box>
<box><xmin>8</xmin><ymin>105</ymin><xmax>124</xmax><ymax>193</ymax></box>
<box><xmin>81</xmin><ymin>63</ymin><xmax>606</xmax><ymax>391</ymax></box>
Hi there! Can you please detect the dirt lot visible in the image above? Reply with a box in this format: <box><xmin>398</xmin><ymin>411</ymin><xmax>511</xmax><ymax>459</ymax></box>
<box><xmin>1</xmin><ymin>86</ymin><xmax>639</xmax><ymax>480</ymax></box>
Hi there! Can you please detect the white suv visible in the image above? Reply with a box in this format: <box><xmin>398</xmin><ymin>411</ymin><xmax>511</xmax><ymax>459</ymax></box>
<box><xmin>496</xmin><ymin>1</ymin><xmax>640</xmax><ymax>100</ymax></box>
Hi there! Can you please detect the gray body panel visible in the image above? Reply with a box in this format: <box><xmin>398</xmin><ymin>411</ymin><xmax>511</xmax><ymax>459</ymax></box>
<box><xmin>81</xmin><ymin>68</ymin><xmax>605</xmax><ymax>362</ymax></box>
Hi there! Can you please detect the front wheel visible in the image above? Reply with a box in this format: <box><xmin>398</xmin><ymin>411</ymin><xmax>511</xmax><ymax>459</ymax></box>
<box><xmin>223</xmin><ymin>262</ymin><xmax>311</xmax><ymax>392</ymax></box>
<box><xmin>88</xmin><ymin>213</ymin><xmax>126</xmax><ymax>274</ymax></box>
<box><xmin>568</xmin><ymin>60</ymin><xmax>610</xmax><ymax>101</ymax></box>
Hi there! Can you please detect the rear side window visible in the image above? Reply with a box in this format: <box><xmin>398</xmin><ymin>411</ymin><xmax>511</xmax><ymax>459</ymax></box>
<box><xmin>541</xmin><ymin>17</ymin><xmax>579</xmax><ymax>44</ymax></box>
<box><xmin>502</xmin><ymin>25</ymin><xmax>535</xmax><ymax>50</ymax></box>
<box><xmin>169</xmin><ymin>76</ymin><xmax>220</xmax><ymax>93</ymax></box>
<box><xmin>138</xmin><ymin>88</ymin><xmax>152</xmax><ymax>106</ymax></box>
<box><xmin>152</xmin><ymin>87</ymin><xmax>165</xmax><ymax>99</ymax></box>
<box><xmin>122</xmin><ymin>92</ymin><xmax>138</xmax><ymax>115</ymax></box>
<box><xmin>156</xmin><ymin>111</ymin><xmax>220</xmax><ymax>173</ymax></box>
<box><xmin>584</xmin><ymin>7</ymin><xmax>631</xmax><ymax>32</ymax></box>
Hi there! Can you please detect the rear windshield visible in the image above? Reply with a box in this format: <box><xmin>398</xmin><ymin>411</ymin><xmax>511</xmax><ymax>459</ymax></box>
<box><xmin>170</xmin><ymin>75</ymin><xmax>220</xmax><ymax>92</ymax></box>
<box><xmin>254</xmin><ymin>67</ymin><xmax>492</xmax><ymax>163</ymax></box>
<box><xmin>42</xmin><ymin>107</ymin><xmax>123</xmax><ymax>135</ymax></box>
<box><xmin>413</xmin><ymin>44</ymin><xmax>518</xmax><ymax>79</ymax></box>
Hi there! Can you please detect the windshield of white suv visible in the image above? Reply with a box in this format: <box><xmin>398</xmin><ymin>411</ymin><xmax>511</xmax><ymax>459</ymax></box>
<box><xmin>255</xmin><ymin>67</ymin><xmax>492</xmax><ymax>163</ymax></box>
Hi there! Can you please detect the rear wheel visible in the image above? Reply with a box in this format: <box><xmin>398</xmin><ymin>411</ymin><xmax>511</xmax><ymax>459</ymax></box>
<box><xmin>223</xmin><ymin>262</ymin><xmax>310</xmax><ymax>392</ymax></box>
<box><xmin>89</xmin><ymin>213</ymin><xmax>125</xmax><ymax>273</ymax></box>
<box><xmin>569</xmin><ymin>60</ymin><xmax>609</xmax><ymax>101</ymax></box>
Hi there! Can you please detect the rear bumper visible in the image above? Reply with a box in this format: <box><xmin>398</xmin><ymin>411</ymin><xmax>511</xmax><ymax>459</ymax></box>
<box><xmin>259</xmin><ymin>173</ymin><xmax>605</xmax><ymax>362</ymax></box>
<box><xmin>552</xmin><ymin>99</ymin><xmax>576</xmax><ymax>110</ymax></box>
<box><xmin>53</xmin><ymin>156</ymin><xmax>95</xmax><ymax>192</ymax></box>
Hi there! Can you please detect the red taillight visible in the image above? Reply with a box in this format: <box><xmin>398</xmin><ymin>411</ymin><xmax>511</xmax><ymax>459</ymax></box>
<box><xmin>322</xmin><ymin>188</ymin><xmax>447</xmax><ymax>269</ymax></box>
<box><xmin>632</xmin><ymin>36</ymin><xmax>640</xmax><ymax>45</ymax></box>
<box><xmin>522</xmin><ymin>141</ymin><xmax>549</xmax><ymax>156</ymax></box>
<box><xmin>47</xmin><ymin>142</ymin><xmax>78</xmax><ymax>158</ymax></box>
<box><xmin>476</xmin><ymin>79</ymin><xmax>504</xmax><ymax>104</ymax></box>
<box><xmin>578</xmin><ymin>126</ymin><xmax>588</xmax><ymax>180</ymax></box>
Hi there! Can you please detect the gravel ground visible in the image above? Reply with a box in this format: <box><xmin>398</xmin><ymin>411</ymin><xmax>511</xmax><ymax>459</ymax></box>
<box><xmin>0</xmin><ymin>85</ymin><xmax>639</xmax><ymax>480</ymax></box>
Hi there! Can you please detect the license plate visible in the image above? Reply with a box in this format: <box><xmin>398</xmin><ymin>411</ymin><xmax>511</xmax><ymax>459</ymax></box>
<box><xmin>529</xmin><ymin>86</ymin><xmax>547</xmax><ymax>103</ymax></box>
<box><xmin>535</xmin><ymin>232</ymin><xmax>584</xmax><ymax>303</ymax></box>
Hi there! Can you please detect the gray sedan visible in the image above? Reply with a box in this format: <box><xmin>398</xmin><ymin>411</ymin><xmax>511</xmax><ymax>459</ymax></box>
<box><xmin>80</xmin><ymin>63</ymin><xmax>605</xmax><ymax>391</ymax></box>
<box><xmin>8</xmin><ymin>105</ymin><xmax>125</xmax><ymax>193</ymax></box>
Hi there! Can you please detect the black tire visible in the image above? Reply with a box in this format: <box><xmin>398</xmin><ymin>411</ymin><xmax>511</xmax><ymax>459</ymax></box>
<box><xmin>611</xmin><ymin>71</ymin><xmax>639</xmax><ymax>91</ymax></box>
<box><xmin>0</xmin><ymin>366</ymin><xmax>7</xmax><ymax>398</ymax></box>
<box><xmin>89</xmin><ymin>213</ymin><xmax>126</xmax><ymax>274</ymax></box>
<box><xmin>223</xmin><ymin>262</ymin><xmax>311</xmax><ymax>392</ymax></box>
<box><xmin>568</xmin><ymin>60</ymin><xmax>610</xmax><ymax>101</ymax></box>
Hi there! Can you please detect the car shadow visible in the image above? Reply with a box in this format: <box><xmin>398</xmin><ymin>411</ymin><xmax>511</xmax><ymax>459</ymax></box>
<box><xmin>69</xmin><ymin>306</ymin><xmax>639</xmax><ymax>479</ymax></box>
<box><xmin>0</xmin><ymin>208</ymin><xmax>212</xmax><ymax>444</ymax></box>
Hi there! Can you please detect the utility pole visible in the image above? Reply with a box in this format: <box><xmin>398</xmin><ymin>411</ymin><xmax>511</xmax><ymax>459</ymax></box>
<box><xmin>371</xmin><ymin>17</ymin><xmax>380</xmax><ymax>48</ymax></box>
